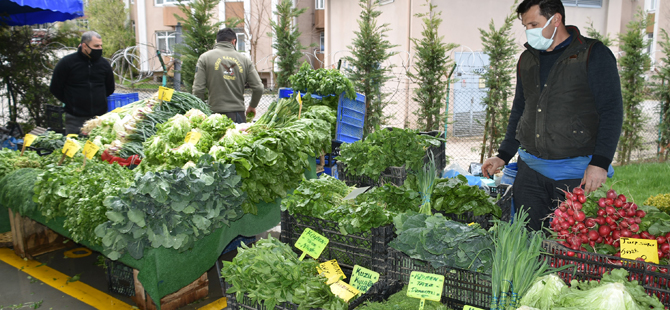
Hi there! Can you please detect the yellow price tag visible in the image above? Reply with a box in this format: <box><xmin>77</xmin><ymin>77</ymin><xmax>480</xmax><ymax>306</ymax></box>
<box><xmin>621</xmin><ymin>238</ymin><xmax>659</xmax><ymax>264</ymax></box>
<box><xmin>23</xmin><ymin>134</ymin><xmax>38</xmax><ymax>148</ymax></box>
<box><xmin>61</xmin><ymin>139</ymin><xmax>81</xmax><ymax>158</ymax></box>
<box><xmin>67</xmin><ymin>134</ymin><xmax>78</xmax><ymax>138</ymax></box>
<box><xmin>464</xmin><ymin>305</ymin><xmax>485</xmax><ymax>310</ymax></box>
<box><xmin>350</xmin><ymin>265</ymin><xmax>380</xmax><ymax>294</ymax></box>
<box><xmin>295</xmin><ymin>228</ymin><xmax>329</xmax><ymax>260</ymax></box>
<box><xmin>329</xmin><ymin>280</ymin><xmax>360</xmax><ymax>302</ymax></box>
<box><xmin>158</xmin><ymin>86</ymin><xmax>175</xmax><ymax>101</ymax></box>
<box><xmin>317</xmin><ymin>260</ymin><xmax>346</xmax><ymax>285</ymax></box>
<box><xmin>82</xmin><ymin>140</ymin><xmax>100</xmax><ymax>160</ymax></box>
<box><xmin>111</xmin><ymin>107</ymin><xmax>125</xmax><ymax>113</ymax></box>
<box><xmin>184</xmin><ymin>131</ymin><xmax>202</xmax><ymax>145</ymax></box>
<box><xmin>296</xmin><ymin>91</ymin><xmax>303</xmax><ymax>105</ymax></box>
<box><xmin>407</xmin><ymin>271</ymin><xmax>444</xmax><ymax>302</ymax></box>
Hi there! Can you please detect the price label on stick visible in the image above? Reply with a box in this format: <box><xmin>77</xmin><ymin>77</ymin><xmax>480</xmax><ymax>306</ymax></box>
<box><xmin>184</xmin><ymin>131</ymin><xmax>202</xmax><ymax>145</ymax></box>
<box><xmin>317</xmin><ymin>260</ymin><xmax>346</xmax><ymax>285</ymax></box>
<box><xmin>23</xmin><ymin>134</ymin><xmax>37</xmax><ymax>148</ymax></box>
<box><xmin>82</xmin><ymin>140</ymin><xmax>100</xmax><ymax>160</ymax></box>
<box><xmin>61</xmin><ymin>139</ymin><xmax>81</xmax><ymax>158</ymax></box>
<box><xmin>621</xmin><ymin>237</ymin><xmax>659</xmax><ymax>264</ymax></box>
<box><xmin>350</xmin><ymin>265</ymin><xmax>380</xmax><ymax>294</ymax></box>
<box><xmin>294</xmin><ymin>228</ymin><xmax>328</xmax><ymax>260</ymax></box>
<box><xmin>158</xmin><ymin>86</ymin><xmax>175</xmax><ymax>101</ymax></box>
<box><xmin>407</xmin><ymin>271</ymin><xmax>444</xmax><ymax>304</ymax></box>
<box><xmin>330</xmin><ymin>280</ymin><xmax>360</xmax><ymax>302</ymax></box>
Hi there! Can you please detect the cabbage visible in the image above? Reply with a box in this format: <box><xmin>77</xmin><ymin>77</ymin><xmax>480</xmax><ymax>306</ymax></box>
<box><xmin>157</xmin><ymin>114</ymin><xmax>192</xmax><ymax>144</ymax></box>
<box><xmin>143</xmin><ymin>135</ymin><xmax>169</xmax><ymax>165</ymax></box>
<box><xmin>553</xmin><ymin>282</ymin><xmax>640</xmax><ymax>310</ymax></box>
<box><xmin>519</xmin><ymin>274</ymin><xmax>566</xmax><ymax>310</ymax></box>
<box><xmin>193</xmin><ymin>129</ymin><xmax>213</xmax><ymax>153</ymax></box>
<box><xmin>168</xmin><ymin>143</ymin><xmax>203</xmax><ymax>167</ymax></box>
<box><xmin>199</xmin><ymin>113</ymin><xmax>235</xmax><ymax>139</ymax></box>
<box><xmin>217</xmin><ymin>128</ymin><xmax>251</xmax><ymax>150</ymax></box>
<box><xmin>184</xmin><ymin>108</ymin><xmax>207</xmax><ymax>126</ymax></box>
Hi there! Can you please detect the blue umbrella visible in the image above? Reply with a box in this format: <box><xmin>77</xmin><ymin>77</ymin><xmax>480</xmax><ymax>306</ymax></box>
<box><xmin>0</xmin><ymin>0</ymin><xmax>84</xmax><ymax>26</ymax></box>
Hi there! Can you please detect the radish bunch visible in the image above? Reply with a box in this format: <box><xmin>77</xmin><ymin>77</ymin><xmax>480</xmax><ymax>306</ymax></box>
<box><xmin>550</xmin><ymin>187</ymin><xmax>664</xmax><ymax>259</ymax></box>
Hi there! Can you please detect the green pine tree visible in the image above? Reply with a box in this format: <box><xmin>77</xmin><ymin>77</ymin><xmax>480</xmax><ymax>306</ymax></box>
<box><xmin>270</xmin><ymin>0</ymin><xmax>307</xmax><ymax>89</ymax></box>
<box><xmin>86</xmin><ymin>0</ymin><xmax>135</xmax><ymax>58</ymax></box>
<box><xmin>408</xmin><ymin>1</ymin><xmax>458</xmax><ymax>132</ymax></box>
<box><xmin>344</xmin><ymin>0</ymin><xmax>398</xmax><ymax>137</ymax></box>
<box><xmin>653</xmin><ymin>29</ymin><xmax>670</xmax><ymax>161</ymax></box>
<box><xmin>585</xmin><ymin>19</ymin><xmax>614</xmax><ymax>48</ymax></box>
<box><xmin>174</xmin><ymin>0</ymin><xmax>222</xmax><ymax>92</ymax></box>
<box><xmin>618</xmin><ymin>10</ymin><xmax>652</xmax><ymax>165</ymax></box>
<box><xmin>478</xmin><ymin>4</ymin><xmax>518</xmax><ymax>161</ymax></box>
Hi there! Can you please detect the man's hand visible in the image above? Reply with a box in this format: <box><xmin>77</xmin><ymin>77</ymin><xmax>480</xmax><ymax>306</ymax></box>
<box><xmin>581</xmin><ymin>165</ymin><xmax>607</xmax><ymax>194</ymax></box>
<box><xmin>246</xmin><ymin>106</ymin><xmax>256</xmax><ymax>115</ymax></box>
<box><xmin>482</xmin><ymin>157</ymin><xmax>505</xmax><ymax>179</ymax></box>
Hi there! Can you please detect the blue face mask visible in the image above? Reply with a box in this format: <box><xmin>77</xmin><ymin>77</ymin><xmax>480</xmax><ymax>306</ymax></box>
<box><xmin>525</xmin><ymin>15</ymin><xmax>557</xmax><ymax>51</ymax></box>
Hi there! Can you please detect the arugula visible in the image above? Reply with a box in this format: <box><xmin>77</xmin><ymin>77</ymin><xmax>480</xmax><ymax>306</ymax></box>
<box><xmin>94</xmin><ymin>155</ymin><xmax>246</xmax><ymax>260</ymax></box>
<box><xmin>221</xmin><ymin>237</ymin><xmax>347</xmax><ymax>310</ymax></box>
<box><xmin>431</xmin><ymin>174</ymin><xmax>501</xmax><ymax>218</ymax></box>
<box><xmin>390</xmin><ymin>212</ymin><xmax>494</xmax><ymax>273</ymax></box>
<box><xmin>337</xmin><ymin>128</ymin><xmax>442</xmax><ymax>180</ymax></box>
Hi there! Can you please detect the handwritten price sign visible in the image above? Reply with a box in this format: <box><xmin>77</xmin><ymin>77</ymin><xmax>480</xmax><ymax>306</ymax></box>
<box><xmin>350</xmin><ymin>265</ymin><xmax>379</xmax><ymax>294</ymax></box>
<box><xmin>621</xmin><ymin>238</ymin><xmax>659</xmax><ymax>264</ymax></box>
<box><xmin>317</xmin><ymin>260</ymin><xmax>346</xmax><ymax>285</ymax></box>
<box><xmin>295</xmin><ymin>228</ymin><xmax>328</xmax><ymax>260</ymax></box>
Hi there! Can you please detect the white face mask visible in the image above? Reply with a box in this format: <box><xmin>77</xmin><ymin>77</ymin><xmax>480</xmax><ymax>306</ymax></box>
<box><xmin>525</xmin><ymin>15</ymin><xmax>557</xmax><ymax>51</ymax></box>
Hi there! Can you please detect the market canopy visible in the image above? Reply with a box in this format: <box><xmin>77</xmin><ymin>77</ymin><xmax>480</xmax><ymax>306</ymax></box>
<box><xmin>0</xmin><ymin>0</ymin><xmax>84</xmax><ymax>27</ymax></box>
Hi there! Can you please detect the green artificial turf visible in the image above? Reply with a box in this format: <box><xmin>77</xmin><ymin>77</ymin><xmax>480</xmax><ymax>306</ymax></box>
<box><xmin>606</xmin><ymin>161</ymin><xmax>670</xmax><ymax>204</ymax></box>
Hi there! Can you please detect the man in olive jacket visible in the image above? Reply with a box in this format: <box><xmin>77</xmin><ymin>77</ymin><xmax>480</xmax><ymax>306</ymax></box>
<box><xmin>50</xmin><ymin>31</ymin><xmax>115</xmax><ymax>135</ymax></box>
<box><xmin>193</xmin><ymin>28</ymin><xmax>264</xmax><ymax>123</ymax></box>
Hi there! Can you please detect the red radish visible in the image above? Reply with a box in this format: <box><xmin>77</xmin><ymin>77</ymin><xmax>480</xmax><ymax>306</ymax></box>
<box><xmin>666</xmin><ymin>232</ymin><xmax>670</xmax><ymax>240</ymax></box>
<box><xmin>618</xmin><ymin>209</ymin><xmax>627</xmax><ymax>217</ymax></box>
<box><xmin>573</xmin><ymin>187</ymin><xmax>585</xmax><ymax>196</ymax></box>
<box><xmin>634</xmin><ymin>217</ymin><xmax>641</xmax><ymax>224</ymax></box>
<box><xmin>567</xmin><ymin>217</ymin><xmax>575</xmax><ymax>226</ymax></box>
<box><xmin>612</xmin><ymin>230</ymin><xmax>621</xmax><ymax>240</ymax></box>
<box><xmin>588</xmin><ymin>230</ymin><xmax>600</xmax><ymax>241</ymax></box>
<box><xmin>618</xmin><ymin>194</ymin><xmax>627</xmax><ymax>203</ymax></box>
<box><xmin>605</xmin><ymin>198</ymin><xmax>614</xmax><ymax>206</ymax></box>
<box><xmin>580</xmin><ymin>234</ymin><xmax>589</xmax><ymax>244</ymax></box>
<box><xmin>661</xmin><ymin>243</ymin><xmax>670</xmax><ymax>253</ymax></box>
<box><xmin>641</xmin><ymin>231</ymin><xmax>652</xmax><ymax>239</ymax></box>
<box><xmin>568</xmin><ymin>209</ymin><xmax>574</xmax><ymax>216</ymax></box>
<box><xmin>636</xmin><ymin>210</ymin><xmax>646</xmax><ymax>218</ymax></box>
<box><xmin>580</xmin><ymin>228</ymin><xmax>588</xmax><ymax>234</ymax></box>
<box><xmin>614</xmin><ymin>199</ymin><xmax>624</xmax><ymax>208</ymax></box>
<box><xmin>621</xmin><ymin>229</ymin><xmax>633</xmax><ymax>238</ymax></box>
<box><xmin>598</xmin><ymin>198</ymin><xmax>607</xmax><ymax>208</ymax></box>
<box><xmin>595</xmin><ymin>217</ymin><xmax>606</xmax><ymax>225</ymax></box>
<box><xmin>606</xmin><ymin>217</ymin><xmax>615</xmax><ymax>225</ymax></box>
<box><xmin>573</xmin><ymin>202</ymin><xmax>583</xmax><ymax>211</ymax></box>
<box><xmin>622</xmin><ymin>203</ymin><xmax>631</xmax><ymax>210</ymax></box>
<box><xmin>597</xmin><ymin>236</ymin><xmax>604</xmax><ymax>243</ymax></box>
<box><xmin>630</xmin><ymin>203</ymin><xmax>638</xmax><ymax>211</ymax></box>
<box><xmin>613</xmin><ymin>240</ymin><xmax>620</xmax><ymax>248</ymax></box>
<box><xmin>606</xmin><ymin>206</ymin><xmax>616</xmax><ymax>215</ymax></box>
<box><xmin>559</xmin><ymin>205</ymin><xmax>567</xmax><ymax>212</ymax></box>
<box><xmin>597</xmin><ymin>209</ymin><xmax>606</xmax><ymax>217</ymax></box>
<box><xmin>589</xmin><ymin>240</ymin><xmax>596</xmax><ymax>247</ymax></box>
<box><xmin>599</xmin><ymin>225</ymin><xmax>612</xmax><ymax>237</ymax></box>
<box><xmin>626</xmin><ymin>209</ymin><xmax>636</xmax><ymax>217</ymax></box>
<box><xmin>658</xmin><ymin>236</ymin><xmax>667</xmax><ymax>244</ymax></box>
<box><xmin>567</xmin><ymin>251</ymin><xmax>575</xmax><ymax>257</ymax></box>
<box><xmin>585</xmin><ymin>218</ymin><xmax>596</xmax><ymax>228</ymax></box>
<box><xmin>661</xmin><ymin>268</ymin><xmax>668</xmax><ymax>274</ymax></box>
<box><xmin>605</xmin><ymin>237</ymin><xmax>614</xmax><ymax>245</ymax></box>
<box><xmin>626</xmin><ymin>217</ymin><xmax>635</xmax><ymax>224</ymax></box>
<box><xmin>620</xmin><ymin>221</ymin><xmax>630</xmax><ymax>229</ymax></box>
<box><xmin>609</xmin><ymin>224</ymin><xmax>618</xmax><ymax>232</ymax></box>
<box><xmin>659</xmin><ymin>250</ymin><xmax>664</xmax><ymax>259</ymax></box>
<box><xmin>574</xmin><ymin>211</ymin><xmax>586</xmax><ymax>222</ymax></box>
<box><xmin>632</xmin><ymin>234</ymin><xmax>640</xmax><ymax>239</ymax></box>
<box><xmin>612</xmin><ymin>214</ymin><xmax>621</xmax><ymax>221</ymax></box>
<box><xmin>607</xmin><ymin>189</ymin><xmax>617</xmax><ymax>200</ymax></box>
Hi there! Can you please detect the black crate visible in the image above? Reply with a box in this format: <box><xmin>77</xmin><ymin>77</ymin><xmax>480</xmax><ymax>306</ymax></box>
<box><xmin>105</xmin><ymin>259</ymin><xmax>135</xmax><ymax>297</ymax></box>
<box><xmin>540</xmin><ymin>240</ymin><xmax>670</xmax><ymax>307</ymax></box>
<box><xmin>437</xmin><ymin>184</ymin><xmax>512</xmax><ymax>230</ymax></box>
<box><xmin>419</xmin><ymin>131</ymin><xmax>446</xmax><ymax>173</ymax></box>
<box><xmin>280</xmin><ymin>211</ymin><xmax>394</xmax><ymax>273</ymax></box>
<box><xmin>223</xmin><ymin>276</ymin><xmax>401</xmax><ymax>310</ymax></box>
<box><xmin>336</xmin><ymin>162</ymin><xmax>380</xmax><ymax>187</ymax></box>
<box><xmin>386</xmin><ymin>248</ymin><xmax>492</xmax><ymax>310</ymax></box>
<box><xmin>44</xmin><ymin>105</ymin><xmax>65</xmax><ymax>134</ymax></box>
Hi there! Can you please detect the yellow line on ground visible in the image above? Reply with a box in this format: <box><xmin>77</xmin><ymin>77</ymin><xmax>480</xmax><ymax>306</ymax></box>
<box><xmin>197</xmin><ymin>297</ymin><xmax>227</xmax><ymax>310</ymax></box>
<box><xmin>0</xmin><ymin>248</ymin><xmax>135</xmax><ymax>310</ymax></box>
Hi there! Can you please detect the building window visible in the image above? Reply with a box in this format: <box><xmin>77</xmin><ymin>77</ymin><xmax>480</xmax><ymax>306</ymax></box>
<box><xmin>378</xmin><ymin>0</ymin><xmax>394</xmax><ymax>4</ymax></box>
<box><xmin>156</xmin><ymin>31</ymin><xmax>176</xmax><ymax>54</ymax></box>
<box><xmin>155</xmin><ymin>0</ymin><xmax>192</xmax><ymax>5</ymax></box>
<box><xmin>236</xmin><ymin>33</ymin><xmax>246</xmax><ymax>52</ymax></box>
<box><xmin>646</xmin><ymin>0</ymin><xmax>658</xmax><ymax>12</ymax></box>
<box><xmin>315</xmin><ymin>0</ymin><xmax>324</xmax><ymax>9</ymax></box>
<box><xmin>562</xmin><ymin>0</ymin><xmax>602</xmax><ymax>8</ymax></box>
<box><xmin>320</xmin><ymin>32</ymin><xmax>324</xmax><ymax>52</ymax></box>
<box><xmin>646</xmin><ymin>33</ymin><xmax>654</xmax><ymax>55</ymax></box>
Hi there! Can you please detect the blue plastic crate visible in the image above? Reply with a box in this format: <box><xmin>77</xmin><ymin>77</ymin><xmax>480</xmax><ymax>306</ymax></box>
<box><xmin>222</xmin><ymin>235</ymin><xmax>256</xmax><ymax>255</ymax></box>
<box><xmin>335</xmin><ymin>92</ymin><xmax>366</xmax><ymax>143</ymax></box>
<box><xmin>107</xmin><ymin>93</ymin><xmax>139</xmax><ymax>112</ymax></box>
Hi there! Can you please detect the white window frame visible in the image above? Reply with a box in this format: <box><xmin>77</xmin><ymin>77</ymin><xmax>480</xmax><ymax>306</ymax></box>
<box><xmin>319</xmin><ymin>32</ymin><xmax>324</xmax><ymax>52</ymax></box>
<box><xmin>315</xmin><ymin>0</ymin><xmax>324</xmax><ymax>10</ymax></box>
<box><xmin>646</xmin><ymin>0</ymin><xmax>658</xmax><ymax>12</ymax></box>
<box><xmin>378</xmin><ymin>0</ymin><xmax>394</xmax><ymax>4</ymax></box>
<box><xmin>156</xmin><ymin>31</ymin><xmax>176</xmax><ymax>54</ymax></box>
<box><xmin>235</xmin><ymin>32</ymin><xmax>246</xmax><ymax>52</ymax></box>
<box><xmin>562</xmin><ymin>0</ymin><xmax>602</xmax><ymax>8</ymax></box>
<box><xmin>155</xmin><ymin>0</ymin><xmax>192</xmax><ymax>6</ymax></box>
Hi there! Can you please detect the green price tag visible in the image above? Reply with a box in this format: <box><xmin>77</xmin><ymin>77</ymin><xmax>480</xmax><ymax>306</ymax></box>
<box><xmin>407</xmin><ymin>271</ymin><xmax>444</xmax><ymax>302</ymax></box>
<box><xmin>463</xmin><ymin>305</ymin><xmax>484</xmax><ymax>310</ymax></box>
<box><xmin>350</xmin><ymin>265</ymin><xmax>380</xmax><ymax>294</ymax></box>
<box><xmin>295</xmin><ymin>228</ymin><xmax>328</xmax><ymax>260</ymax></box>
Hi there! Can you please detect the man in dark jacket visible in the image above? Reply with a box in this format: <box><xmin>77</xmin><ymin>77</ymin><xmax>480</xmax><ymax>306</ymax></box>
<box><xmin>50</xmin><ymin>31</ymin><xmax>115</xmax><ymax>135</ymax></box>
<box><xmin>481</xmin><ymin>0</ymin><xmax>623</xmax><ymax>231</ymax></box>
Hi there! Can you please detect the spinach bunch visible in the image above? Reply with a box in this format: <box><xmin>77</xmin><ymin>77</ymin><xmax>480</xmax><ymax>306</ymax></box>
<box><xmin>94</xmin><ymin>155</ymin><xmax>246</xmax><ymax>260</ymax></box>
<box><xmin>356</xmin><ymin>183</ymin><xmax>422</xmax><ymax>213</ymax></box>
<box><xmin>390</xmin><ymin>212</ymin><xmax>494</xmax><ymax>273</ymax></box>
<box><xmin>431</xmin><ymin>174</ymin><xmax>501</xmax><ymax>218</ymax></box>
<box><xmin>31</xmin><ymin>131</ymin><xmax>66</xmax><ymax>151</ymax></box>
<box><xmin>289</xmin><ymin>62</ymin><xmax>356</xmax><ymax>99</ymax></box>
<box><xmin>221</xmin><ymin>237</ymin><xmax>347</xmax><ymax>310</ymax></box>
<box><xmin>337</xmin><ymin>128</ymin><xmax>442</xmax><ymax>180</ymax></box>
<box><xmin>32</xmin><ymin>160</ymin><xmax>134</xmax><ymax>244</ymax></box>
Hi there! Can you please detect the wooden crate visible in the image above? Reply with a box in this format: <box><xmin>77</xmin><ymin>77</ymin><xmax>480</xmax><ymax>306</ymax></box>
<box><xmin>9</xmin><ymin>208</ymin><xmax>68</xmax><ymax>259</ymax></box>
<box><xmin>131</xmin><ymin>269</ymin><xmax>209</xmax><ymax>310</ymax></box>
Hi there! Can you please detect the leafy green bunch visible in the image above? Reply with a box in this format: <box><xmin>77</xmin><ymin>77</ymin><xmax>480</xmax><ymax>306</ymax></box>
<box><xmin>31</xmin><ymin>131</ymin><xmax>66</xmax><ymax>151</ymax></box>
<box><xmin>289</xmin><ymin>62</ymin><xmax>356</xmax><ymax>99</ymax></box>
<box><xmin>0</xmin><ymin>148</ymin><xmax>41</xmax><ymax>180</ymax></box>
<box><xmin>355</xmin><ymin>183</ymin><xmax>422</xmax><ymax>214</ymax></box>
<box><xmin>357</xmin><ymin>285</ymin><xmax>451</xmax><ymax>310</ymax></box>
<box><xmin>32</xmin><ymin>160</ymin><xmax>134</xmax><ymax>244</ymax></box>
<box><xmin>337</xmin><ymin>128</ymin><xmax>442</xmax><ymax>180</ymax></box>
<box><xmin>431</xmin><ymin>174</ymin><xmax>501</xmax><ymax>218</ymax></box>
<box><xmin>390</xmin><ymin>212</ymin><xmax>494</xmax><ymax>273</ymax></box>
<box><xmin>221</xmin><ymin>237</ymin><xmax>347</xmax><ymax>310</ymax></box>
<box><xmin>95</xmin><ymin>155</ymin><xmax>246</xmax><ymax>260</ymax></box>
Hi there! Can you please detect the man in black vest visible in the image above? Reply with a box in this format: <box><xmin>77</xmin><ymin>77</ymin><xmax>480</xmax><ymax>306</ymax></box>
<box><xmin>482</xmin><ymin>0</ymin><xmax>623</xmax><ymax>231</ymax></box>
<box><xmin>50</xmin><ymin>31</ymin><xmax>115</xmax><ymax>135</ymax></box>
